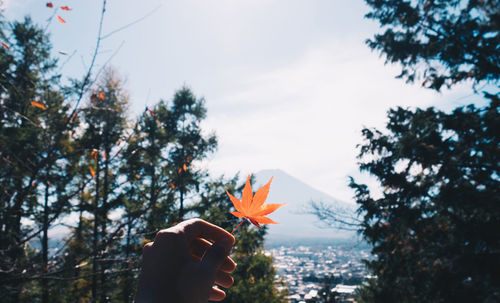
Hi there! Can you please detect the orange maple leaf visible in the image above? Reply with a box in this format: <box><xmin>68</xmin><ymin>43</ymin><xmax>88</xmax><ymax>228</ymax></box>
<box><xmin>91</xmin><ymin>149</ymin><xmax>99</xmax><ymax>161</ymax></box>
<box><xmin>31</xmin><ymin>101</ymin><xmax>47</xmax><ymax>110</ymax></box>
<box><xmin>99</xmin><ymin>92</ymin><xmax>105</xmax><ymax>100</ymax></box>
<box><xmin>227</xmin><ymin>175</ymin><xmax>286</xmax><ymax>233</ymax></box>
<box><xmin>89</xmin><ymin>167</ymin><xmax>96</xmax><ymax>178</ymax></box>
<box><xmin>57</xmin><ymin>16</ymin><xmax>66</xmax><ymax>24</ymax></box>
<box><xmin>60</xmin><ymin>6</ymin><xmax>71</xmax><ymax>11</ymax></box>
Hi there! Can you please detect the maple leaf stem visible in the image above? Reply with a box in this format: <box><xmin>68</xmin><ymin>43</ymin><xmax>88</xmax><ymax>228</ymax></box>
<box><xmin>231</xmin><ymin>218</ymin><xmax>247</xmax><ymax>235</ymax></box>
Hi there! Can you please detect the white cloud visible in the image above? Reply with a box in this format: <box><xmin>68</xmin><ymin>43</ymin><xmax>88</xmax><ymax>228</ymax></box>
<box><xmin>202</xmin><ymin>38</ymin><xmax>474</xmax><ymax>203</ymax></box>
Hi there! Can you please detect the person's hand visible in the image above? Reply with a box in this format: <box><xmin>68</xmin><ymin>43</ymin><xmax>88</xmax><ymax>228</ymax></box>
<box><xmin>135</xmin><ymin>219</ymin><xmax>236</xmax><ymax>303</ymax></box>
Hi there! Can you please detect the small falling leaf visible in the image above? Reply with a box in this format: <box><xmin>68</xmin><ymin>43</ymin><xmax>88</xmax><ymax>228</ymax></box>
<box><xmin>183</xmin><ymin>163</ymin><xmax>187</xmax><ymax>171</ymax></box>
<box><xmin>99</xmin><ymin>92</ymin><xmax>105</xmax><ymax>100</ymax></box>
<box><xmin>384</xmin><ymin>185</ymin><xmax>390</xmax><ymax>192</ymax></box>
<box><xmin>91</xmin><ymin>149</ymin><xmax>99</xmax><ymax>161</ymax></box>
<box><xmin>57</xmin><ymin>16</ymin><xmax>66</xmax><ymax>24</ymax></box>
<box><xmin>89</xmin><ymin>167</ymin><xmax>96</xmax><ymax>178</ymax></box>
<box><xmin>103</xmin><ymin>152</ymin><xmax>108</xmax><ymax>160</ymax></box>
<box><xmin>178</xmin><ymin>168</ymin><xmax>182</xmax><ymax>174</ymax></box>
<box><xmin>31</xmin><ymin>101</ymin><xmax>47</xmax><ymax>110</ymax></box>
<box><xmin>60</xmin><ymin>6</ymin><xmax>71</xmax><ymax>11</ymax></box>
<box><xmin>135</xmin><ymin>174</ymin><xmax>141</xmax><ymax>179</ymax></box>
<box><xmin>31</xmin><ymin>181</ymin><xmax>37</xmax><ymax>187</ymax></box>
<box><xmin>227</xmin><ymin>175</ymin><xmax>286</xmax><ymax>232</ymax></box>
<box><xmin>147</xmin><ymin>107</ymin><xmax>156</xmax><ymax>117</ymax></box>
<box><xmin>170</xmin><ymin>184</ymin><xmax>176</xmax><ymax>189</ymax></box>
<box><xmin>2</xmin><ymin>42</ymin><xmax>10</xmax><ymax>50</ymax></box>
<box><xmin>46</xmin><ymin>2</ymin><xmax>53</xmax><ymax>8</ymax></box>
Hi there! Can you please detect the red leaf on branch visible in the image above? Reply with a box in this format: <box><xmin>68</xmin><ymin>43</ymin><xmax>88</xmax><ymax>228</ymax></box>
<box><xmin>46</xmin><ymin>2</ymin><xmax>54</xmax><ymax>8</ymax></box>
<box><xmin>1</xmin><ymin>42</ymin><xmax>10</xmax><ymax>50</ymax></box>
<box><xmin>60</xmin><ymin>6</ymin><xmax>71</xmax><ymax>11</ymax></box>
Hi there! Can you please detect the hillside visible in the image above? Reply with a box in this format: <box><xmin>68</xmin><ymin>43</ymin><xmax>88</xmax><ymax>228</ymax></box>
<box><xmin>253</xmin><ymin>169</ymin><xmax>357</xmax><ymax>243</ymax></box>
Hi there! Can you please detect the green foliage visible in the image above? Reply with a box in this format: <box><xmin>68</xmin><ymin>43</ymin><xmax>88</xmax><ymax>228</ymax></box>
<box><xmin>365</xmin><ymin>0</ymin><xmax>500</xmax><ymax>90</ymax></box>
<box><xmin>355</xmin><ymin>1</ymin><xmax>500</xmax><ymax>302</ymax></box>
<box><xmin>169</xmin><ymin>87</ymin><xmax>218</xmax><ymax>220</ymax></box>
<box><xmin>0</xmin><ymin>16</ymin><xmax>74</xmax><ymax>302</ymax></box>
<box><xmin>352</xmin><ymin>94</ymin><xmax>500</xmax><ymax>302</ymax></box>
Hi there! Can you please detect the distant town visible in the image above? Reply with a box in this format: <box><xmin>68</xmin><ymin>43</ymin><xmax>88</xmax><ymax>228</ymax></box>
<box><xmin>266</xmin><ymin>241</ymin><xmax>371</xmax><ymax>303</ymax></box>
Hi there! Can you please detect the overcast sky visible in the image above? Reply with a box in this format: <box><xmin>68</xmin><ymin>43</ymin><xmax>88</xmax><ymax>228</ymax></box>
<box><xmin>3</xmin><ymin>0</ymin><xmax>486</xmax><ymax>204</ymax></box>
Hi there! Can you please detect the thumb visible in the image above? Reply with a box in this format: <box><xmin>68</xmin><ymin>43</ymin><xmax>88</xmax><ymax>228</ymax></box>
<box><xmin>200</xmin><ymin>238</ymin><xmax>233</xmax><ymax>277</ymax></box>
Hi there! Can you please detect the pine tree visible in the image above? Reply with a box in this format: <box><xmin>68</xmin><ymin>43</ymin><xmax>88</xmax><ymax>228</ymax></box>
<box><xmin>351</xmin><ymin>95</ymin><xmax>500</xmax><ymax>302</ymax></box>
<box><xmin>168</xmin><ymin>87</ymin><xmax>217</xmax><ymax>221</ymax></box>
<box><xmin>350</xmin><ymin>1</ymin><xmax>500</xmax><ymax>302</ymax></box>
<box><xmin>0</xmin><ymin>17</ymin><xmax>76</xmax><ymax>301</ymax></box>
<box><xmin>121</xmin><ymin>100</ymin><xmax>177</xmax><ymax>238</ymax></box>
<box><xmin>364</xmin><ymin>0</ymin><xmax>500</xmax><ymax>91</ymax></box>
<box><xmin>77</xmin><ymin>68</ymin><xmax>129</xmax><ymax>302</ymax></box>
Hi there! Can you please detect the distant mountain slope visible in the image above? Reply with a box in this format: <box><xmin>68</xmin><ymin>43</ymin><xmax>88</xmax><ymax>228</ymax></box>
<box><xmin>253</xmin><ymin>169</ymin><xmax>356</xmax><ymax>241</ymax></box>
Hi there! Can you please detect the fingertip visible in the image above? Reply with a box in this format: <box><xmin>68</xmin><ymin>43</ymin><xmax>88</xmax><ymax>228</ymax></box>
<box><xmin>208</xmin><ymin>286</ymin><xmax>226</xmax><ymax>301</ymax></box>
<box><xmin>220</xmin><ymin>256</ymin><xmax>237</xmax><ymax>273</ymax></box>
<box><xmin>142</xmin><ymin>242</ymin><xmax>153</xmax><ymax>254</ymax></box>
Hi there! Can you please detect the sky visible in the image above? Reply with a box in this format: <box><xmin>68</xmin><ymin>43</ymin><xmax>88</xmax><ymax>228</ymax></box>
<box><xmin>3</xmin><ymin>0</ymin><xmax>489</xmax><ymax>204</ymax></box>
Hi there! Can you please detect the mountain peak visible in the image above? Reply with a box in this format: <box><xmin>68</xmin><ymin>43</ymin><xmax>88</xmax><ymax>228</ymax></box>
<box><xmin>253</xmin><ymin>169</ymin><xmax>355</xmax><ymax>241</ymax></box>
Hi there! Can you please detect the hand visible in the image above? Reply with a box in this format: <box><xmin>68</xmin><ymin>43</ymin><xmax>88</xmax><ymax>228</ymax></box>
<box><xmin>135</xmin><ymin>219</ymin><xmax>236</xmax><ymax>303</ymax></box>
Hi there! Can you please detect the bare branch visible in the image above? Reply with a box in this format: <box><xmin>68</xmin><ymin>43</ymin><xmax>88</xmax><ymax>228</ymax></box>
<box><xmin>308</xmin><ymin>200</ymin><xmax>361</xmax><ymax>231</ymax></box>
<box><xmin>101</xmin><ymin>5</ymin><xmax>162</xmax><ymax>40</ymax></box>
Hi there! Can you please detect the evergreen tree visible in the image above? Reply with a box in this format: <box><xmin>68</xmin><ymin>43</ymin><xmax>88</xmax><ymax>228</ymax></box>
<box><xmin>78</xmin><ymin>68</ymin><xmax>129</xmax><ymax>302</ymax></box>
<box><xmin>168</xmin><ymin>87</ymin><xmax>217</xmax><ymax>221</ymax></box>
<box><xmin>0</xmin><ymin>17</ymin><xmax>76</xmax><ymax>301</ymax></box>
<box><xmin>364</xmin><ymin>0</ymin><xmax>499</xmax><ymax>91</ymax></box>
<box><xmin>121</xmin><ymin>100</ymin><xmax>177</xmax><ymax>238</ymax></box>
<box><xmin>352</xmin><ymin>95</ymin><xmax>499</xmax><ymax>302</ymax></box>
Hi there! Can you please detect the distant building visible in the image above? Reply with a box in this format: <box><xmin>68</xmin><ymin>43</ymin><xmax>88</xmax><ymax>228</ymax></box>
<box><xmin>332</xmin><ymin>284</ymin><xmax>358</xmax><ymax>302</ymax></box>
